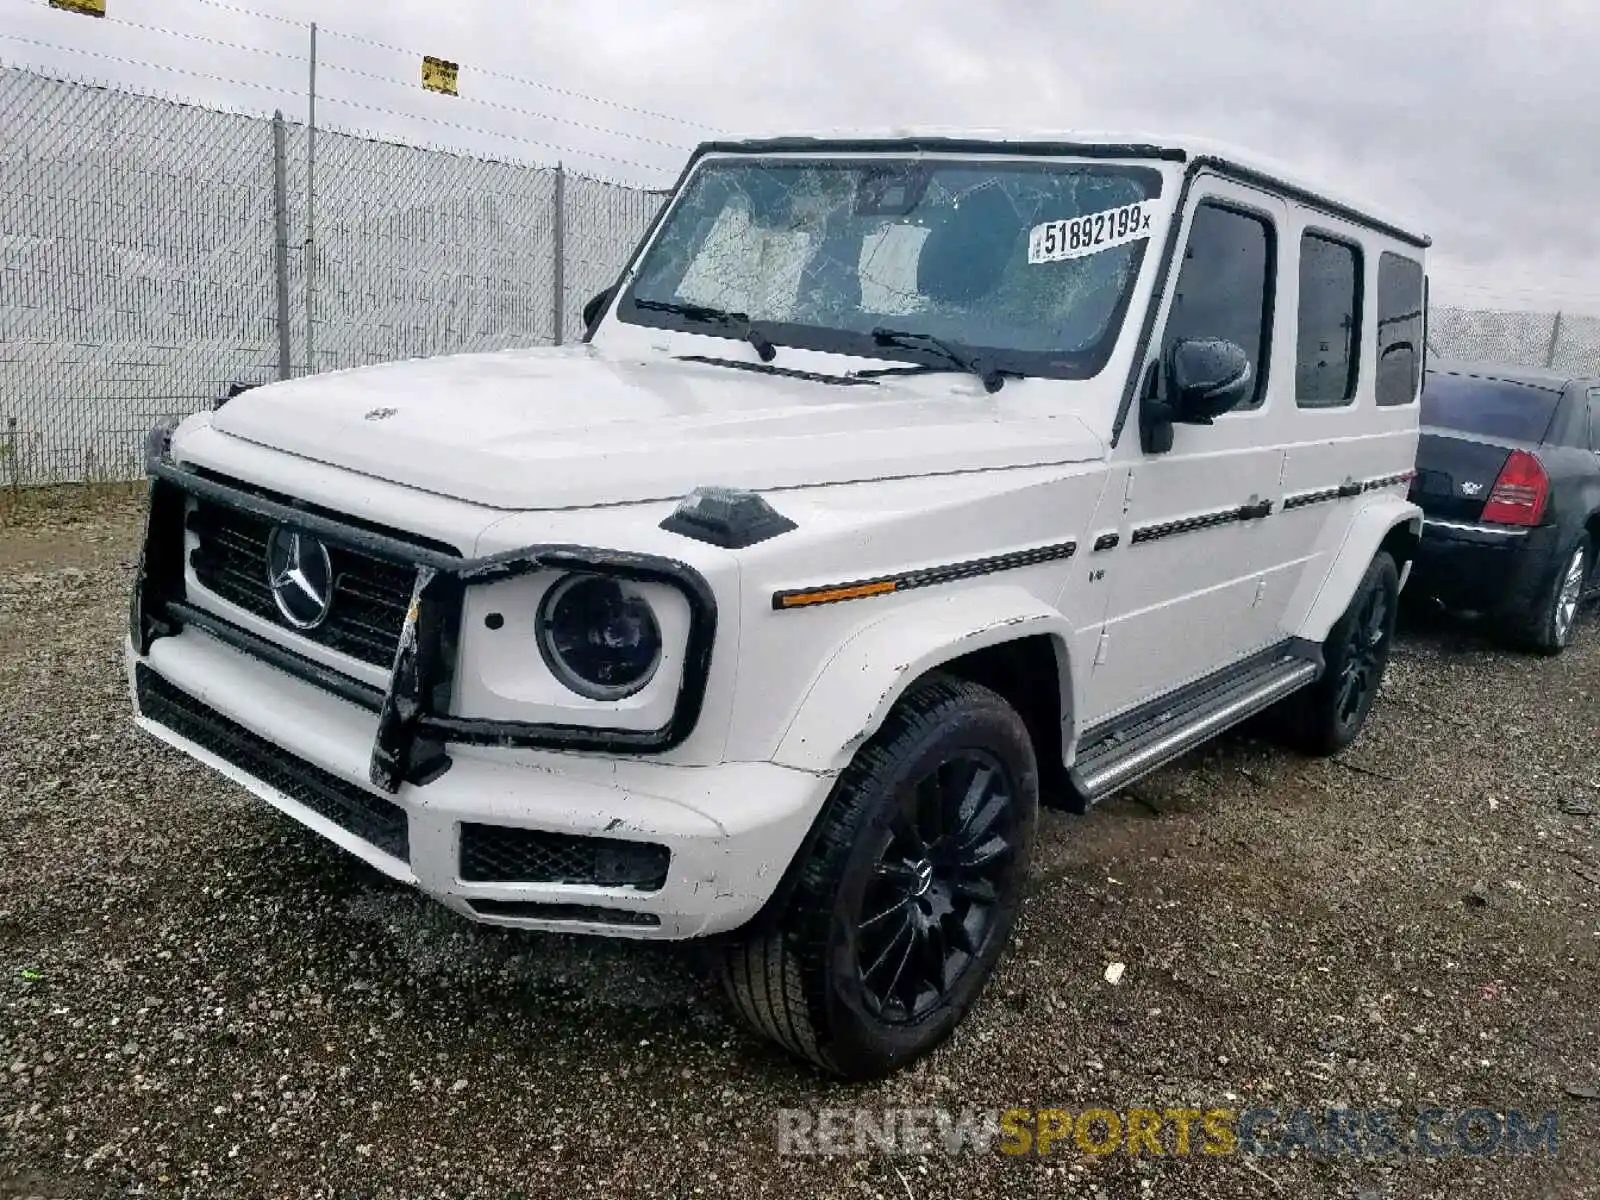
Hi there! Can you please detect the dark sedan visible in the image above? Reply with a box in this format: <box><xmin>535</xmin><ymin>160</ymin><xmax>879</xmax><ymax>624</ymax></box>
<box><xmin>1407</xmin><ymin>362</ymin><xmax>1600</xmax><ymax>654</ymax></box>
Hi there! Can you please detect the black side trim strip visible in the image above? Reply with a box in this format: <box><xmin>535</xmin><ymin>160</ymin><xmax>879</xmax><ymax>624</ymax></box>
<box><xmin>1283</xmin><ymin>486</ymin><xmax>1344</xmax><ymax>511</ymax></box>
<box><xmin>1361</xmin><ymin>471</ymin><xmax>1416</xmax><ymax>492</ymax></box>
<box><xmin>1130</xmin><ymin>499</ymin><xmax>1272</xmax><ymax>546</ymax></box>
<box><xmin>1138</xmin><ymin>470</ymin><xmax>1416</xmax><ymax>538</ymax></box>
<box><xmin>771</xmin><ymin>541</ymin><xmax>1077</xmax><ymax>610</ymax></box>
<box><xmin>1284</xmin><ymin>471</ymin><xmax>1416</xmax><ymax>512</ymax></box>
<box><xmin>1093</xmin><ymin>532</ymin><xmax>1120</xmax><ymax>552</ymax></box>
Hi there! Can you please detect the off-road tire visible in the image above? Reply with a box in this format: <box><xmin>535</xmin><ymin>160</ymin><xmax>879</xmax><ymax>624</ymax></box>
<box><xmin>1501</xmin><ymin>534</ymin><xmax>1590</xmax><ymax>657</ymax></box>
<box><xmin>719</xmin><ymin>675</ymin><xmax>1039</xmax><ymax>1079</ymax></box>
<box><xmin>1278</xmin><ymin>551</ymin><xmax>1400</xmax><ymax>757</ymax></box>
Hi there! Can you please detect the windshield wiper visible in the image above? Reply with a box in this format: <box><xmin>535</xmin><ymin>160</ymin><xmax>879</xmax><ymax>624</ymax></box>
<box><xmin>859</xmin><ymin>328</ymin><xmax>1016</xmax><ymax>393</ymax></box>
<box><xmin>634</xmin><ymin>299</ymin><xmax>777</xmax><ymax>363</ymax></box>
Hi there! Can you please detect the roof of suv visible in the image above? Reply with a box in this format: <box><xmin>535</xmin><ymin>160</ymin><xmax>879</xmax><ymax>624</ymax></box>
<box><xmin>690</xmin><ymin>129</ymin><xmax>1431</xmax><ymax>248</ymax></box>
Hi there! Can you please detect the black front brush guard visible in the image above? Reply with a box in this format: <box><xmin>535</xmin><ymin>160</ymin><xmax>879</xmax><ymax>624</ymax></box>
<box><xmin>132</xmin><ymin>425</ymin><xmax>719</xmax><ymax>795</ymax></box>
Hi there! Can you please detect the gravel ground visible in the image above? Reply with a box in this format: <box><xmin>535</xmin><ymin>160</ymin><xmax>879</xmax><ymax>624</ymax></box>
<box><xmin>1</xmin><ymin>496</ymin><xmax>1597</xmax><ymax>1200</ymax></box>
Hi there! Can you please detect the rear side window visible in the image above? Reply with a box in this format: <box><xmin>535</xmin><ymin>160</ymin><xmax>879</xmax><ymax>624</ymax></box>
<box><xmin>1162</xmin><ymin>201</ymin><xmax>1274</xmax><ymax>410</ymax></box>
<box><xmin>1421</xmin><ymin>373</ymin><xmax>1561</xmax><ymax>443</ymax></box>
<box><xmin>1295</xmin><ymin>232</ymin><xmax>1362</xmax><ymax>407</ymax></box>
<box><xmin>1376</xmin><ymin>253</ymin><xmax>1424</xmax><ymax>405</ymax></box>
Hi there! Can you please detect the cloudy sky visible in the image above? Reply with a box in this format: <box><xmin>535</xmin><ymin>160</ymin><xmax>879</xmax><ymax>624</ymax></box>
<box><xmin>5</xmin><ymin>0</ymin><xmax>1599</xmax><ymax>313</ymax></box>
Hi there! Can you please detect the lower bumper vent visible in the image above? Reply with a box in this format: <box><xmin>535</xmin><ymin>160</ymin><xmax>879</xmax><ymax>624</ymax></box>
<box><xmin>459</xmin><ymin>823</ymin><xmax>669</xmax><ymax>890</ymax></box>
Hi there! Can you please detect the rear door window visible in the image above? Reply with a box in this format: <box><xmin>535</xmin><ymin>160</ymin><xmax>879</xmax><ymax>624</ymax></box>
<box><xmin>1588</xmin><ymin>389</ymin><xmax>1600</xmax><ymax>451</ymax></box>
<box><xmin>1295</xmin><ymin>232</ymin><xmax>1362</xmax><ymax>407</ymax></box>
<box><xmin>1421</xmin><ymin>373</ymin><xmax>1562</xmax><ymax>443</ymax></box>
<box><xmin>1375</xmin><ymin>253</ymin><xmax>1424</xmax><ymax>405</ymax></box>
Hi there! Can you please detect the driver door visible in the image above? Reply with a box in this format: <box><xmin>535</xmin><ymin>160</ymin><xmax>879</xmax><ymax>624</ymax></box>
<box><xmin>1084</xmin><ymin>178</ymin><xmax>1292</xmax><ymax>725</ymax></box>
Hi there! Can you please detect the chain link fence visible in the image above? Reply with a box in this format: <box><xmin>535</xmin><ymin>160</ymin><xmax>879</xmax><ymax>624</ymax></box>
<box><xmin>4</xmin><ymin>62</ymin><xmax>1598</xmax><ymax>486</ymax></box>
<box><xmin>1428</xmin><ymin>305</ymin><xmax>1600</xmax><ymax>378</ymax></box>
<box><xmin>2</xmin><ymin>66</ymin><xmax>280</xmax><ymax>482</ymax></box>
<box><xmin>2</xmin><ymin>64</ymin><xmax>662</xmax><ymax>484</ymax></box>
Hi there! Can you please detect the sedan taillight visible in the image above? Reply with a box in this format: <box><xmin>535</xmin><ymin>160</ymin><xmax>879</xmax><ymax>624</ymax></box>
<box><xmin>1480</xmin><ymin>450</ymin><xmax>1549</xmax><ymax>526</ymax></box>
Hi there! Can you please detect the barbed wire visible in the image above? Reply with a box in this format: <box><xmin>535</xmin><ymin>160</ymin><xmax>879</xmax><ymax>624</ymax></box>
<box><xmin>168</xmin><ymin>0</ymin><xmax>307</xmax><ymax>28</ymax></box>
<box><xmin>317</xmin><ymin>94</ymin><xmax>669</xmax><ymax>175</ymax></box>
<box><xmin>317</xmin><ymin>25</ymin><xmax>725</xmax><ymax>135</ymax></box>
<box><xmin>316</xmin><ymin>61</ymin><xmax>693</xmax><ymax>153</ymax></box>
<box><xmin>0</xmin><ymin>33</ymin><xmax>302</xmax><ymax>104</ymax></box>
<box><xmin>10</xmin><ymin>0</ymin><xmax>311</xmax><ymax>62</ymax></box>
<box><xmin>165</xmin><ymin>0</ymin><xmax>726</xmax><ymax>133</ymax></box>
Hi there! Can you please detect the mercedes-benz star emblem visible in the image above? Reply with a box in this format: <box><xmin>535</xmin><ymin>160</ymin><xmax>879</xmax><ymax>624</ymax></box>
<box><xmin>265</xmin><ymin>526</ymin><xmax>335</xmax><ymax>630</ymax></box>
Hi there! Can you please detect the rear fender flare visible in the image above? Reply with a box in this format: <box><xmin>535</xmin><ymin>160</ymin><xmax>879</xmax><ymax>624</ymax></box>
<box><xmin>1289</xmin><ymin>497</ymin><xmax>1422</xmax><ymax>644</ymax></box>
<box><xmin>771</xmin><ymin>586</ymin><xmax>1075</xmax><ymax>775</ymax></box>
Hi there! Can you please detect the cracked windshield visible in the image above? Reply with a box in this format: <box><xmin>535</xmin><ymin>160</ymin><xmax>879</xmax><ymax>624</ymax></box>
<box><xmin>620</xmin><ymin>158</ymin><xmax>1165</xmax><ymax>378</ymax></box>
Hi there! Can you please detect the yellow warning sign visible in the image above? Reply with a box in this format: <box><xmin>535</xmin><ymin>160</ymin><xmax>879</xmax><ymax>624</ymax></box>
<box><xmin>421</xmin><ymin>56</ymin><xmax>459</xmax><ymax>96</ymax></box>
<box><xmin>49</xmin><ymin>0</ymin><xmax>106</xmax><ymax>15</ymax></box>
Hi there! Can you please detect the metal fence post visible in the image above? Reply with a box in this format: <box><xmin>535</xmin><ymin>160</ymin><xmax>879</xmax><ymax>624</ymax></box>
<box><xmin>304</xmin><ymin>21</ymin><xmax>318</xmax><ymax>376</ymax></box>
<box><xmin>6</xmin><ymin>416</ymin><xmax>19</xmax><ymax>502</ymax></box>
<box><xmin>271</xmin><ymin>112</ymin><xmax>293</xmax><ymax>381</ymax></box>
<box><xmin>551</xmin><ymin>163</ymin><xmax>566</xmax><ymax>346</ymax></box>
<box><xmin>1544</xmin><ymin>311</ymin><xmax>1564</xmax><ymax>368</ymax></box>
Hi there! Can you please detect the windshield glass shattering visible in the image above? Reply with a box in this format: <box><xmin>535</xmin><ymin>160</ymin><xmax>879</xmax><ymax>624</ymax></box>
<box><xmin>616</xmin><ymin>155</ymin><xmax>1166</xmax><ymax>382</ymax></box>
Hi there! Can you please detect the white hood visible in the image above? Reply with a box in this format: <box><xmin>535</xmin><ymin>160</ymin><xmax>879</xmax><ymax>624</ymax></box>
<box><xmin>209</xmin><ymin>345</ymin><xmax>1107</xmax><ymax>510</ymax></box>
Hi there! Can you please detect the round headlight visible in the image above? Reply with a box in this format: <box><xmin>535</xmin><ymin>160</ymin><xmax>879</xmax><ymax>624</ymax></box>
<box><xmin>536</xmin><ymin>573</ymin><xmax>664</xmax><ymax>701</ymax></box>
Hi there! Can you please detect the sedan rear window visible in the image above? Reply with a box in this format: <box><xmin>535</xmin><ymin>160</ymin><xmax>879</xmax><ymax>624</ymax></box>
<box><xmin>1420</xmin><ymin>373</ymin><xmax>1561</xmax><ymax>443</ymax></box>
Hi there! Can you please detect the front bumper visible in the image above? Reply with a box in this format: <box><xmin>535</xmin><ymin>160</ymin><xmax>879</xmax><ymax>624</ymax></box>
<box><xmin>130</xmin><ymin>629</ymin><xmax>831</xmax><ymax>938</ymax></box>
<box><xmin>128</xmin><ymin>435</ymin><xmax>833</xmax><ymax>940</ymax></box>
<box><xmin>1409</xmin><ymin>517</ymin><xmax>1559</xmax><ymax>615</ymax></box>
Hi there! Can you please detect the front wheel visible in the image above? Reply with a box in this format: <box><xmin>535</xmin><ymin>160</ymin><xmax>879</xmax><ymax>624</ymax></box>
<box><xmin>1277</xmin><ymin>550</ymin><xmax>1400</xmax><ymax>757</ymax></box>
<box><xmin>719</xmin><ymin>676</ymin><xmax>1039</xmax><ymax>1079</ymax></box>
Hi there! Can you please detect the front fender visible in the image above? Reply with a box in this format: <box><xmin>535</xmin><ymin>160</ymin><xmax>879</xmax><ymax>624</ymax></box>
<box><xmin>771</xmin><ymin>585</ymin><xmax>1075</xmax><ymax>774</ymax></box>
<box><xmin>1287</xmin><ymin>496</ymin><xmax>1422</xmax><ymax>644</ymax></box>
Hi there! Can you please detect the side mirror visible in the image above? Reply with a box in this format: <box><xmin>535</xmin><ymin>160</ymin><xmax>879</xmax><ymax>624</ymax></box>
<box><xmin>582</xmin><ymin>285</ymin><xmax>616</xmax><ymax>333</ymax></box>
<box><xmin>1166</xmin><ymin>337</ymin><xmax>1253</xmax><ymax>424</ymax></box>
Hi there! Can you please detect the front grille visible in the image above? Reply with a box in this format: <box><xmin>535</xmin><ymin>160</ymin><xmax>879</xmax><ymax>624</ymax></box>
<box><xmin>136</xmin><ymin>665</ymin><xmax>410</xmax><ymax>862</ymax></box>
<box><xmin>459</xmin><ymin>824</ymin><xmax>670</xmax><ymax>889</ymax></box>
<box><xmin>187</xmin><ymin>497</ymin><xmax>415</xmax><ymax>668</ymax></box>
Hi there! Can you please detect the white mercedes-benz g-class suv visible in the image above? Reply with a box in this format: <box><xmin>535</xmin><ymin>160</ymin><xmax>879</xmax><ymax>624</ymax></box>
<box><xmin>129</xmin><ymin>131</ymin><xmax>1428</xmax><ymax>1079</ymax></box>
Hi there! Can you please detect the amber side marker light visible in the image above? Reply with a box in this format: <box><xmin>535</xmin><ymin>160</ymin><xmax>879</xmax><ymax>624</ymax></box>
<box><xmin>775</xmin><ymin>580</ymin><xmax>899</xmax><ymax>609</ymax></box>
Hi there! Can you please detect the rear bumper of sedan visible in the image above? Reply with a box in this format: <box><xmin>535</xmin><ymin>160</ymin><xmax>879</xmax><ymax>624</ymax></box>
<box><xmin>1409</xmin><ymin>517</ymin><xmax>1560</xmax><ymax>615</ymax></box>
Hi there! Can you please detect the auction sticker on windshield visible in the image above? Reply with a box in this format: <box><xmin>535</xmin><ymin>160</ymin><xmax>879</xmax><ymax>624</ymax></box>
<box><xmin>1028</xmin><ymin>202</ymin><xmax>1152</xmax><ymax>264</ymax></box>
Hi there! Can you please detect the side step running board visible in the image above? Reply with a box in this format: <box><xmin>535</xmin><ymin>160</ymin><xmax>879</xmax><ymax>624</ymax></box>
<box><xmin>1070</xmin><ymin>654</ymin><xmax>1319</xmax><ymax>803</ymax></box>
